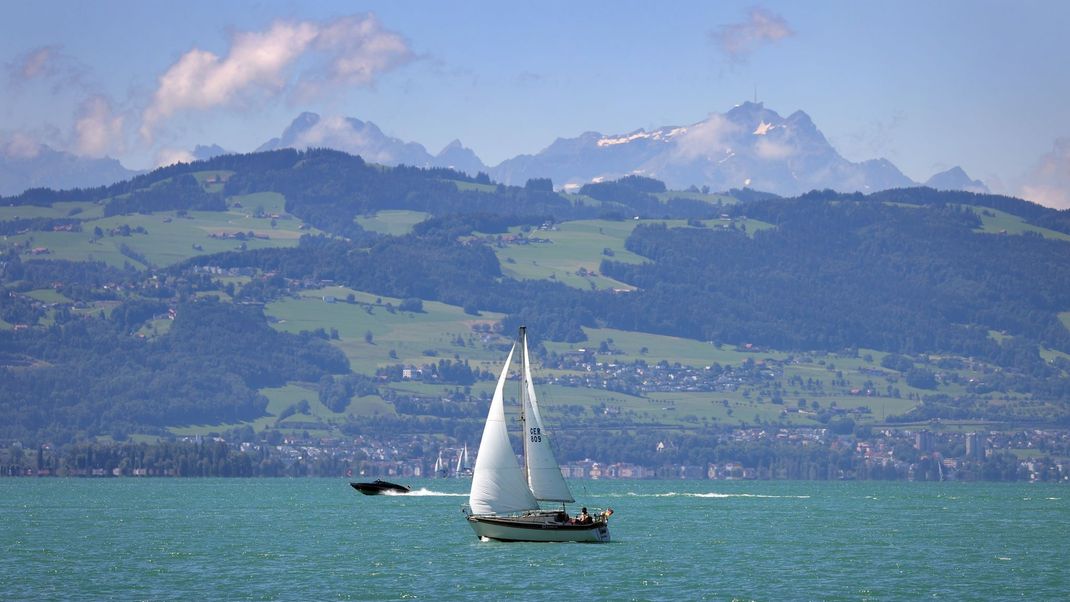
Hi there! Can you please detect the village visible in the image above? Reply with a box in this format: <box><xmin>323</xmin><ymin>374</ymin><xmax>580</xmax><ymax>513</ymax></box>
<box><xmin>11</xmin><ymin>424</ymin><xmax>1064</xmax><ymax>483</ymax></box>
<box><xmin>335</xmin><ymin>426</ymin><xmax>1070</xmax><ymax>483</ymax></box>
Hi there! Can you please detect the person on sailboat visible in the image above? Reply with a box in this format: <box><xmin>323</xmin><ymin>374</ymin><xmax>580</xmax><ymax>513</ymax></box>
<box><xmin>601</xmin><ymin>508</ymin><xmax>614</xmax><ymax>521</ymax></box>
<box><xmin>577</xmin><ymin>507</ymin><xmax>592</xmax><ymax>524</ymax></box>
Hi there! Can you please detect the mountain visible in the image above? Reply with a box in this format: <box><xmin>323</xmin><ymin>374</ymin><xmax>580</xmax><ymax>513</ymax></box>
<box><xmin>491</xmin><ymin>102</ymin><xmax>918</xmax><ymax>195</ymax></box>
<box><xmin>434</xmin><ymin>139</ymin><xmax>486</xmax><ymax>176</ymax></box>
<box><xmin>925</xmin><ymin>166</ymin><xmax>989</xmax><ymax>193</ymax></box>
<box><xmin>192</xmin><ymin>144</ymin><xmax>232</xmax><ymax>161</ymax></box>
<box><xmin>0</xmin><ymin>144</ymin><xmax>142</xmax><ymax>196</ymax></box>
<box><xmin>256</xmin><ymin>112</ymin><xmax>488</xmax><ymax>175</ymax></box>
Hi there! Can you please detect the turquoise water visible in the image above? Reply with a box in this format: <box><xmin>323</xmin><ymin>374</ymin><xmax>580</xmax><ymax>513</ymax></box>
<box><xmin>2</xmin><ymin>479</ymin><xmax>1066</xmax><ymax>600</ymax></box>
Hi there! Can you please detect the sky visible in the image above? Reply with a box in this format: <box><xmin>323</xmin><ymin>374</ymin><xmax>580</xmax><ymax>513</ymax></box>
<box><xmin>2</xmin><ymin>0</ymin><xmax>1069</xmax><ymax>207</ymax></box>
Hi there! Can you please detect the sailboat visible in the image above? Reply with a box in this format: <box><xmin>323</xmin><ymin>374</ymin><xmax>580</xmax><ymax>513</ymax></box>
<box><xmin>455</xmin><ymin>443</ymin><xmax>471</xmax><ymax>477</ymax></box>
<box><xmin>463</xmin><ymin>326</ymin><xmax>612</xmax><ymax>543</ymax></box>
<box><xmin>433</xmin><ymin>451</ymin><xmax>448</xmax><ymax>478</ymax></box>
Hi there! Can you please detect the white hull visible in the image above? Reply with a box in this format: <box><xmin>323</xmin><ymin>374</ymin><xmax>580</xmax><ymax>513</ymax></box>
<box><xmin>466</xmin><ymin>512</ymin><xmax>610</xmax><ymax>543</ymax></box>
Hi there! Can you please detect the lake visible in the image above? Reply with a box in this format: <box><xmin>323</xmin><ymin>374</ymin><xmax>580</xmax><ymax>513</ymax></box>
<box><xmin>2</xmin><ymin>479</ymin><xmax>1066</xmax><ymax>600</ymax></box>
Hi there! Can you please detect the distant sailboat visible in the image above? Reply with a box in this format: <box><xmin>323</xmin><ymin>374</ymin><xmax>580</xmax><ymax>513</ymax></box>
<box><xmin>463</xmin><ymin>326</ymin><xmax>612</xmax><ymax>543</ymax></box>
<box><xmin>434</xmin><ymin>451</ymin><xmax>448</xmax><ymax>478</ymax></box>
<box><xmin>455</xmin><ymin>443</ymin><xmax>471</xmax><ymax>477</ymax></box>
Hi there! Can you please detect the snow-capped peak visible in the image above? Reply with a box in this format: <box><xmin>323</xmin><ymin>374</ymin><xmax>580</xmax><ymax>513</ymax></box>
<box><xmin>597</xmin><ymin>131</ymin><xmax>650</xmax><ymax>147</ymax></box>
<box><xmin>596</xmin><ymin>127</ymin><xmax>688</xmax><ymax>147</ymax></box>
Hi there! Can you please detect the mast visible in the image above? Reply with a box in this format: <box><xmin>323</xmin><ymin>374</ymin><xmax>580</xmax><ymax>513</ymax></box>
<box><xmin>518</xmin><ymin>326</ymin><xmax>529</xmax><ymax>485</ymax></box>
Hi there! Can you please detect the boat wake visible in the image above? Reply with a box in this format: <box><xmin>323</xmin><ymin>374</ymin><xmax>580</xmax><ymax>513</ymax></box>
<box><xmin>620</xmin><ymin>492</ymin><xmax>811</xmax><ymax>499</ymax></box>
<box><xmin>391</xmin><ymin>488</ymin><xmax>467</xmax><ymax>497</ymax></box>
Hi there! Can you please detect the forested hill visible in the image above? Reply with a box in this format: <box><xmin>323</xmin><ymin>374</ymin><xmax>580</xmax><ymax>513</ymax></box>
<box><xmin>2</xmin><ymin>149</ymin><xmax>1070</xmax><ymax>443</ymax></box>
<box><xmin>603</xmin><ymin>202</ymin><xmax>1070</xmax><ymax>356</ymax></box>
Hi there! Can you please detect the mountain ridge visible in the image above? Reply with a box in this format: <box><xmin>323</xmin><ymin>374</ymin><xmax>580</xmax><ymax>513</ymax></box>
<box><xmin>1</xmin><ymin>103</ymin><xmax>991</xmax><ymax>198</ymax></box>
<box><xmin>0</xmin><ymin>144</ymin><xmax>143</xmax><ymax>196</ymax></box>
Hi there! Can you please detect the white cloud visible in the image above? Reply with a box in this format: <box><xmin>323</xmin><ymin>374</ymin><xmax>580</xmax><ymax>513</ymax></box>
<box><xmin>141</xmin><ymin>14</ymin><xmax>412</xmax><ymax>140</ymax></box>
<box><xmin>6</xmin><ymin>44</ymin><xmax>91</xmax><ymax>93</ymax></box>
<box><xmin>73</xmin><ymin>96</ymin><xmax>124</xmax><ymax>157</ymax></box>
<box><xmin>141</xmin><ymin>21</ymin><xmax>318</xmax><ymax>139</ymax></box>
<box><xmin>13</xmin><ymin>45</ymin><xmax>57</xmax><ymax>80</ymax></box>
<box><xmin>711</xmin><ymin>7</ymin><xmax>794</xmax><ymax>61</ymax></box>
<box><xmin>673</xmin><ymin>113</ymin><xmax>740</xmax><ymax>160</ymax></box>
<box><xmin>315</xmin><ymin>14</ymin><xmax>412</xmax><ymax>86</ymax></box>
<box><xmin>754</xmin><ymin>137</ymin><xmax>795</xmax><ymax>160</ymax></box>
<box><xmin>154</xmin><ymin>147</ymin><xmax>196</xmax><ymax>168</ymax></box>
<box><xmin>289</xmin><ymin>116</ymin><xmax>401</xmax><ymax>164</ymax></box>
<box><xmin>1018</xmin><ymin>138</ymin><xmax>1070</xmax><ymax>209</ymax></box>
<box><xmin>295</xmin><ymin>116</ymin><xmax>365</xmax><ymax>146</ymax></box>
<box><xmin>0</xmin><ymin>131</ymin><xmax>43</xmax><ymax>158</ymax></box>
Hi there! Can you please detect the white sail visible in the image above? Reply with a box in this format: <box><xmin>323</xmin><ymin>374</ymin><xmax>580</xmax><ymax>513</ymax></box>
<box><xmin>521</xmin><ymin>333</ymin><xmax>575</xmax><ymax>503</ymax></box>
<box><xmin>455</xmin><ymin>443</ymin><xmax>469</xmax><ymax>474</ymax></box>
<box><xmin>434</xmin><ymin>451</ymin><xmax>444</xmax><ymax>476</ymax></box>
<box><xmin>468</xmin><ymin>342</ymin><xmax>538</xmax><ymax>515</ymax></box>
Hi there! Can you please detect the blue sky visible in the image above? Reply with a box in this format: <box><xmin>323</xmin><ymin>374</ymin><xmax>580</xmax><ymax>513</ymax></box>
<box><xmin>3</xmin><ymin>1</ymin><xmax>1069</xmax><ymax>205</ymax></box>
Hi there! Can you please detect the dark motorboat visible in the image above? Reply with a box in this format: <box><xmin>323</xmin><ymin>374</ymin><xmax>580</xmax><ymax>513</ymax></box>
<box><xmin>350</xmin><ymin>480</ymin><xmax>411</xmax><ymax>495</ymax></box>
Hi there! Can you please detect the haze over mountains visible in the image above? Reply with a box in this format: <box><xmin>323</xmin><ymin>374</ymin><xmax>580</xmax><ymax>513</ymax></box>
<box><xmin>0</xmin><ymin>102</ymin><xmax>989</xmax><ymax>198</ymax></box>
<box><xmin>0</xmin><ymin>143</ymin><xmax>143</xmax><ymax>197</ymax></box>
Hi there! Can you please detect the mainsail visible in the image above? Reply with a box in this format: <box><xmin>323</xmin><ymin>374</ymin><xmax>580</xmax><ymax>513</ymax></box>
<box><xmin>468</xmin><ymin>342</ymin><xmax>539</xmax><ymax>515</ymax></box>
<box><xmin>521</xmin><ymin>333</ymin><xmax>575</xmax><ymax>503</ymax></box>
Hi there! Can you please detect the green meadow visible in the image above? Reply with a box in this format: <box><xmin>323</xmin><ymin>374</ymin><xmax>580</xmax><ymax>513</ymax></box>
<box><xmin>973</xmin><ymin>206</ymin><xmax>1070</xmax><ymax>241</ymax></box>
<box><xmin>493</xmin><ymin>219</ymin><xmax>648</xmax><ymax>290</ymax></box>
<box><xmin>0</xmin><ymin>200</ymin><xmax>105</xmax><ymax>221</ymax></box>
<box><xmin>250</xmin><ymin>287</ymin><xmax>938</xmax><ymax>434</ymax></box>
<box><xmin>264</xmin><ymin>286</ymin><xmax>508</xmax><ymax>374</ymax></box>
<box><xmin>355</xmin><ymin>210</ymin><xmax>430</xmax><ymax>236</ymax></box>
<box><xmin>654</xmin><ymin>190</ymin><xmax>737</xmax><ymax>206</ymax></box>
<box><xmin>492</xmin><ymin>218</ymin><xmax>772</xmax><ymax>291</ymax></box>
<box><xmin>546</xmin><ymin>325</ymin><xmax>787</xmax><ymax>367</ymax></box>
<box><xmin>3</xmin><ymin>206</ymin><xmax>317</xmax><ymax>268</ymax></box>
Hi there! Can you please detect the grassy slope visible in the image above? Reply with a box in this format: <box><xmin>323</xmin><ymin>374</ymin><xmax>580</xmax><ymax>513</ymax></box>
<box><xmin>2</xmin><ymin>183</ymin><xmax>1055</xmax><ymax>435</ymax></box>
<box><xmin>492</xmin><ymin>218</ymin><xmax>773</xmax><ymax>291</ymax></box>
<box><xmin>654</xmin><ymin>191</ymin><xmax>737</xmax><ymax>205</ymax></box>
<box><xmin>494</xmin><ymin>220</ymin><xmax>648</xmax><ymax>290</ymax></box>
<box><xmin>972</xmin><ymin>206</ymin><xmax>1070</xmax><ymax>241</ymax></box>
<box><xmin>246</xmin><ymin>288</ymin><xmax>935</xmax><ymax>435</ymax></box>
<box><xmin>355</xmin><ymin>210</ymin><xmax>430</xmax><ymax>236</ymax></box>
<box><xmin>0</xmin><ymin>201</ymin><xmax>105</xmax><ymax>221</ymax></box>
<box><xmin>0</xmin><ymin>185</ymin><xmax>320</xmax><ymax>268</ymax></box>
<box><xmin>265</xmin><ymin>286</ymin><xmax>508</xmax><ymax>374</ymax></box>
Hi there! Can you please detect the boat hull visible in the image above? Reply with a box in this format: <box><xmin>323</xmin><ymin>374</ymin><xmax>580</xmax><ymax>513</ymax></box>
<box><xmin>467</xmin><ymin>513</ymin><xmax>610</xmax><ymax>543</ymax></box>
<box><xmin>349</xmin><ymin>481</ymin><xmax>411</xmax><ymax>495</ymax></box>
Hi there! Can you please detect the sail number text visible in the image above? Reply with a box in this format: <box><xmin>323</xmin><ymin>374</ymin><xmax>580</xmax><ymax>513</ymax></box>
<box><xmin>529</xmin><ymin>427</ymin><xmax>542</xmax><ymax>443</ymax></box>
